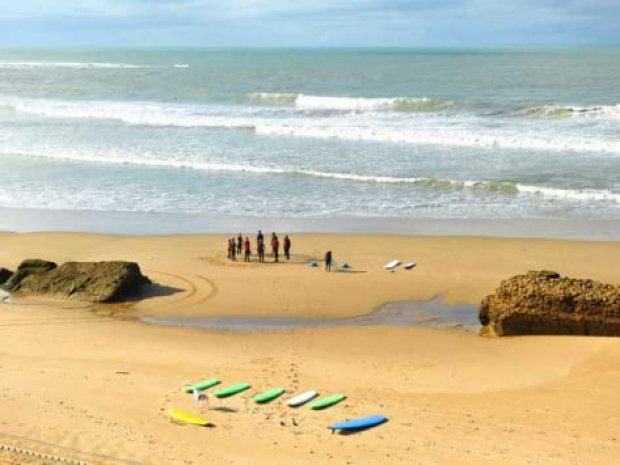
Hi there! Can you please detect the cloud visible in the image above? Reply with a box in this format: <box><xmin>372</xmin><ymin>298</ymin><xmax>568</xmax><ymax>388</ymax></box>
<box><xmin>0</xmin><ymin>0</ymin><xmax>617</xmax><ymax>46</ymax></box>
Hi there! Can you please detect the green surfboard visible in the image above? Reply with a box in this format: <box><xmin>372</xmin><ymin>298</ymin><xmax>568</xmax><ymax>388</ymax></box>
<box><xmin>214</xmin><ymin>383</ymin><xmax>251</xmax><ymax>398</ymax></box>
<box><xmin>183</xmin><ymin>378</ymin><xmax>221</xmax><ymax>393</ymax></box>
<box><xmin>253</xmin><ymin>388</ymin><xmax>285</xmax><ymax>404</ymax></box>
<box><xmin>310</xmin><ymin>393</ymin><xmax>346</xmax><ymax>410</ymax></box>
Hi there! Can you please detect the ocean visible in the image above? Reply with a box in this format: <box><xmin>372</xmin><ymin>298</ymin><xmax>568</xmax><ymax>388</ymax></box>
<box><xmin>0</xmin><ymin>47</ymin><xmax>619</xmax><ymax>233</ymax></box>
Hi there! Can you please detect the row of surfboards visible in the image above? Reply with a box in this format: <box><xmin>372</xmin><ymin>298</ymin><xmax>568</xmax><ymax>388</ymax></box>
<box><xmin>184</xmin><ymin>378</ymin><xmax>345</xmax><ymax>409</ymax></box>
<box><xmin>169</xmin><ymin>378</ymin><xmax>388</xmax><ymax>432</ymax></box>
<box><xmin>384</xmin><ymin>260</ymin><xmax>416</xmax><ymax>271</ymax></box>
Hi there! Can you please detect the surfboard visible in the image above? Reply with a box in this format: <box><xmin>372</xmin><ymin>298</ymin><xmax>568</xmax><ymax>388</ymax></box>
<box><xmin>253</xmin><ymin>388</ymin><xmax>285</xmax><ymax>404</ymax></box>
<box><xmin>384</xmin><ymin>260</ymin><xmax>400</xmax><ymax>270</ymax></box>
<box><xmin>310</xmin><ymin>393</ymin><xmax>346</xmax><ymax>410</ymax></box>
<box><xmin>287</xmin><ymin>390</ymin><xmax>318</xmax><ymax>407</ymax></box>
<box><xmin>329</xmin><ymin>414</ymin><xmax>388</xmax><ymax>431</ymax></box>
<box><xmin>168</xmin><ymin>408</ymin><xmax>209</xmax><ymax>426</ymax></box>
<box><xmin>183</xmin><ymin>378</ymin><xmax>221</xmax><ymax>393</ymax></box>
<box><xmin>214</xmin><ymin>383</ymin><xmax>251</xmax><ymax>398</ymax></box>
<box><xmin>403</xmin><ymin>262</ymin><xmax>416</xmax><ymax>270</ymax></box>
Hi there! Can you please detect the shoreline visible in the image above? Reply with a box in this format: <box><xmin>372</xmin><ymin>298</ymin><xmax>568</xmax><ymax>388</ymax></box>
<box><xmin>2</xmin><ymin>206</ymin><xmax>620</xmax><ymax>241</ymax></box>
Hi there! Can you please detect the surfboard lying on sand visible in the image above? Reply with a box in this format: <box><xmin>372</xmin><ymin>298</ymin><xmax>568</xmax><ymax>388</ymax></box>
<box><xmin>214</xmin><ymin>383</ymin><xmax>251</xmax><ymax>398</ymax></box>
<box><xmin>403</xmin><ymin>262</ymin><xmax>416</xmax><ymax>270</ymax></box>
<box><xmin>168</xmin><ymin>408</ymin><xmax>209</xmax><ymax>426</ymax></box>
<box><xmin>183</xmin><ymin>378</ymin><xmax>221</xmax><ymax>393</ymax></box>
<box><xmin>329</xmin><ymin>414</ymin><xmax>388</xmax><ymax>431</ymax></box>
<box><xmin>253</xmin><ymin>388</ymin><xmax>285</xmax><ymax>404</ymax></box>
<box><xmin>310</xmin><ymin>394</ymin><xmax>347</xmax><ymax>410</ymax></box>
<box><xmin>384</xmin><ymin>260</ymin><xmax>400</xmax><ymax>270</ymax></box>
<box><xmin>288</xmin><ymin>390</ymin><xmax>318</xmax><ymax>407</ymax></box>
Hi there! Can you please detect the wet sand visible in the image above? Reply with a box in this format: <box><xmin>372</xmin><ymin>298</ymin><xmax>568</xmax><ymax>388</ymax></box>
<box><xmin>1</xmin><ymin>231</ymin><xmax>620</xmax><ymax>464</ymax></box>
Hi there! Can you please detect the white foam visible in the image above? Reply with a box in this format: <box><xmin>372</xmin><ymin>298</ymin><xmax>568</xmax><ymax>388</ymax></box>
<box><xmin>516</xmin><ymin>184</ymin><xmax>620</xmax><ymax>202</ymax></box>
<box><xmin>2</xmin><ymin>97</ymin><xmax>254</xmax><ymax>129</ymax></box>
<box><xmin>3</xmin><ymin>96</ymin><xmax>619</xmax><ymax>154</ymax></box>
<box><xmin>255</xmin><ymin>123</ymin><xmax>620</xmax><ymax>154</ymax></box>
<box><xmin>247</xmin><ymin>93</ymin><xmax>451</xmax><ymax>112</ymax></box>
<box><xmin>5</xmin><ymin>147</ymin><xmax>619</xmax><ymax>204</ymax></box>
<box><xmin>295</xmin><ymin>94</ymin><xmax>403</xmax><ymax>111</ymax></box>
<box><xmin>0</xmin><ymin>61</ymin><xmax>188</xmax><ymax>69</ymax></box>
<box><xmin>522</xmin><ymin>104</ymin><xmax>620</xmax><ymax>120</ymax></box>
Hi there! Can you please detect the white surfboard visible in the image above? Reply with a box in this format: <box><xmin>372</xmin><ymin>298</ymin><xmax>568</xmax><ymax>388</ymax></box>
<box><xmin>403</xmin><ymin>262</ymin><xmax>416</xmax><ymax>270</ymax></box>
<box><xmin>384</xmin><ymin>260</ymin><xmax>400</xmax><ymax>270</ymax></box>
<box><xmin>288</xmin><ymin>390</ymin><xmax>318</xmax><ymax>407</ymax></box>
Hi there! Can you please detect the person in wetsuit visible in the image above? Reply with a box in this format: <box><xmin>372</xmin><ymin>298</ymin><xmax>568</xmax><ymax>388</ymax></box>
<box><xmin>324</xmin><ymin>250</ymin><xmax>332</xmax><ymax>271</ymax></box>
<box><xmin>283</xmin><ymin>235</ymin><xmax>291</xmax><ymax>261</ymax></box>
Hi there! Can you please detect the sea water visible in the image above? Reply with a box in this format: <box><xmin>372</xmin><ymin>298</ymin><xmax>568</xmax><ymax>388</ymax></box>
<box><xmin>0</xmin><ymin>48</ymin><xmax>619</xmax><ymax>230</ymax></box>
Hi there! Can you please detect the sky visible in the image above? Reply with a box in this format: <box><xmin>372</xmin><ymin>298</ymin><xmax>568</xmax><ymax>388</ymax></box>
<box><xmin>0</xmin><ymin>0</ymin><xmax>618</xmax><ymax>47</ymax></box>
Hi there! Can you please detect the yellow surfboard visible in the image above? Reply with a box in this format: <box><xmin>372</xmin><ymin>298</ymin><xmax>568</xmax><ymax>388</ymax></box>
<box><xmin>168</xmin><ymin>408</ymin><xmax>209</xmax><ymax>426</ymax></box>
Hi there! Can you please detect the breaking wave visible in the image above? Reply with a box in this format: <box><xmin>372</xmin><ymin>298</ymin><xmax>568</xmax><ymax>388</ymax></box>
<box><xmin>522</xmin><ymin>104</ymin><xmax>620</xmax><ymax>120</ymax></box>
<box><xmin>0</xmin><ymin>61</ymin><xmax>189</xmax><ymax>69</ymax></box>
<box><xmin>255</xmin><ymin>124</ymin><xmax>620</xmax><ymax>154</ymax></box>
<box><xmin>1</xmin><ymin>97</ymin><xmax>255</xmax><ymax>129</ymax></box>
<box><xmin>3</xmin><ymin>96</ymin><xmax>620</xmax><ymax>154</ymax></box>
<box><xmin>5</xmin><ymin>147</ymin><xmax>619</xmax><ymax>203</ymax></box>
<box><xmin>247</xmin><ymin>92</ymin><xmax>453</xmax><ymax>112</ymax></box>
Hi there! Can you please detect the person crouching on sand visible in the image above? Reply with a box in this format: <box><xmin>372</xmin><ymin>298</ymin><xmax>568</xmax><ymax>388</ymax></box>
<box><xmin>325</xmin><ymin>250</ymin><xmax>332</xmax><ymax>271</ymax></box>
<box><xmin>244</xmin><ymin>237</ymin><xmax>251</xmax><ymax>262</ymax></box>
<box><xmin>283</xmin><ymin>234</ymin><xmax>291</xmax><ymax>261</ymax></box>
<box><xmin>272</xmin><ymin>233</ymin><xmax>280</xmax><ymax>262</ymax></box>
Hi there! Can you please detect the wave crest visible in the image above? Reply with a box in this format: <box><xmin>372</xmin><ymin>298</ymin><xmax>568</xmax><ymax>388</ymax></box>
<box><xmin>247</xmin><ymin>93</ymin><xmax>452</xmax><ymax>112</ymax></box>
<box><xmin>522</xmin><ymin>104</ymin><xmax>620</xmax><ymax>120</ymax></box>
<box><xmin>0</xmin><ymin>61</ymin><xmax>188</xmax><ymax>69</ymax></box>
<box><xmin>5</xmin><ymin>148</ymin><xmax>619</xmax><ymax>203</ymax></box>
<box><xmin>246</xmin><ymin>92</ymin><xmax>298</xmax><ymax>104</ymax></box>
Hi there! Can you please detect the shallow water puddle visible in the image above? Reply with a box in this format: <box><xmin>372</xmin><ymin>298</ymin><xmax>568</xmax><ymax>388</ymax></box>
<box><xmin>141</xmin><ymin>296</ymin><xmax>479</xmax><ymax>332</ymax></box>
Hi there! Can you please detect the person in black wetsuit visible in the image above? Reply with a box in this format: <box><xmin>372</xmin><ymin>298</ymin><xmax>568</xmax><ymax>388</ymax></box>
<box><xmin>324</xmin><ymin>250</ymin><xmax>332</xmax><ymax>272</ymax></box>
<box><xmin>283</xmin><ymin>235</ymin><xmax>291</xmax><ymax>261</ymax></box>
<box><xmin>256</xmin><ymin>230</ymin><xmax>265</xmax><ymax>263</ymax></box>
<box><xmin>230</xmin><ymin>237</ymin><xmax>237</xmax><ymax>261</ymax></box>
<box><xmin>271</xmin><ymin>232</ymin><xmax>280</xmax><ymax>262</ymax></box>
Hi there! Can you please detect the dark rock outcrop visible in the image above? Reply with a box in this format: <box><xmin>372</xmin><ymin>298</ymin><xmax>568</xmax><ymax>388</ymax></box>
<box><xmin>480</xmin><ymin>270</ymin><xmax>620</xmax><ymax>336</ymax></box>
<box><xmin>4</xmin><ymin>259</ymin><xmax>57</xmax><ymax>291</ymax></box>
<box><xmin>4</xmin><ymin>259</ymin><xmax>150</xmax><ymax>302</ymax></box>
<box><xmin>0</xmin><ymin>267</ymin><xmax>14</xmax><ymax>285</ymax></box>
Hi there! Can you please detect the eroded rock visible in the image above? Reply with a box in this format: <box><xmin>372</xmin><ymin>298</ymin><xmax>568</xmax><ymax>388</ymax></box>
<box><xmin>479</xmin><ymin>270</ymin><xmax>620</xmax><ymax>336</ymax></box>
<box><xmin>0</xmin><ymin>267</ymin><xmax>13</xmax><ymax>285</ymax></box>
<box><xmin>4</xmin><ymin>259</ymin><xmax>150</xmax><ymax>302</ymax></box>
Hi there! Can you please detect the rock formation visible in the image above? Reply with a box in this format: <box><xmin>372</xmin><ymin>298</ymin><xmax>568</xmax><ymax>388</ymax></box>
<box><xmin>0</xmin><ymin>267</ymin><xmax>13</xmax><ymax>285</ymax></box>
<box><xmin>4</xmin><ymin>259</ymin><xmax>151</xmax><ymax>302</ymax></box>
<box><xmin>479</xmin><ymin>270</ymin><xmax>620</xmax><ymax>336</ymax></box>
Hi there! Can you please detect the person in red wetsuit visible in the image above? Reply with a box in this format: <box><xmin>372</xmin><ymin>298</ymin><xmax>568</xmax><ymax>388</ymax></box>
<box><xmin>244</xmin><ymin>237</ymin><xmax>251</xmax><ymax>262</ymax></box>
<box><xmin>283</xmin><ymin>234</ymin><xmax>292</xmax><ymax>261</ymax></box>
<box><xmin>271</xmin><ymin>232</ymin><xmax>280</xmax><ymax>262</ymax></box>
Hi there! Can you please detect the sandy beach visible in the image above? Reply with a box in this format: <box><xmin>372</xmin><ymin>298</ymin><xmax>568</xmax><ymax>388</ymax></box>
<box><xmin>1</xmin><ymin>231</ymin><xmax>620</xmax><ymax>464</ymax></box>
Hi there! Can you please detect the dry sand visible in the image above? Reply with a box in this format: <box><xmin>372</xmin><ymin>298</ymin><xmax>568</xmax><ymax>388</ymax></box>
<box><xmin>1</xmin><ymin>232</ymin><xmax>619</xmax><ymax>464</ymax></box>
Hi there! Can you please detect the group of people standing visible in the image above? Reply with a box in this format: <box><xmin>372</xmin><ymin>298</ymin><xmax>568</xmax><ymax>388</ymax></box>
<box><xmin>227</xmin><ymin>231</ymin><xmax>292</xmax><ymax>263</ymax></box>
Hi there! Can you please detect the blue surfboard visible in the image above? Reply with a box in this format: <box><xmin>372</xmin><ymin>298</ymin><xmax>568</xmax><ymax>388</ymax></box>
<box><xmin>329</xmin><ymin>414</ymin><xmax>388</xmax><ymax>431</ymax></box>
